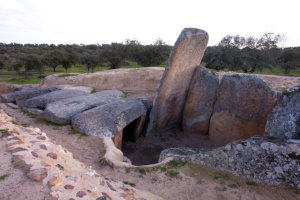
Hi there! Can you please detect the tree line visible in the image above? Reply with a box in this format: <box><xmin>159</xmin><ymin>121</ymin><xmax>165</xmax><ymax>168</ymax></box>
<box><xmin>0</xmin><ymin>38</ymin><xmax>172</xmax><ymax>77</ymax></box>
<box><xmin>202</xmin><ymin>32</ymin><xmax>300</xmax><ymax>74</ymax></box>
<box><xmin>1</xmin><ymin>32</ymin><xmax>300</xmax><ymax>78</ymax></box>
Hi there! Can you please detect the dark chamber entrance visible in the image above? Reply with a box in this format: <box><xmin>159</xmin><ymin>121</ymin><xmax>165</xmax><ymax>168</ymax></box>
<box><xmin>122</xmin><ymin>128</ymin><xmax>219</xmax><ymax>166</ymax></box>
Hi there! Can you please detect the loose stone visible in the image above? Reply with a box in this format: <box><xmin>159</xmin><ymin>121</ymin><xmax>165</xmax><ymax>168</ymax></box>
<box><xmin>47</xmin><ymin>152</ymin><xmax>58</xmax><ymax>160</ymax></box>
<box><xmin>76</xmin><ymin>191</ymin><xmax>87</xmax><ymax>198</ymax></box>
<box><xmin>31</xmin><ymin>151</ymin><xmax>39</xmax><ymax>158</ymax></box>
<box><xmin>64</xmin><ymin>184</ymin><xmax>75</xmax><ymax>190</ymax></box>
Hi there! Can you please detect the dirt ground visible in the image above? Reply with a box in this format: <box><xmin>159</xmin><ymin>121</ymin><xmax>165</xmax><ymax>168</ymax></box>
<box><xmin>1</xmin><ymin>106</ymin><xmax>300</xmax><ymax>199</ymax></box>
<box><xmin>1</xmin><ymin>73</ymin><xmax>300</xmax><ymax>199</ymax></box>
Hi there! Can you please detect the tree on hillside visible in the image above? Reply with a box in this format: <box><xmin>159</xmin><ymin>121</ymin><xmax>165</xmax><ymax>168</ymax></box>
<box><xmin>256</xmin><ymin>32</ymin><xmax>286</xmax><ymax>50</ymax></box>
<box><xmin>278</xmin><ymin>48</ymin><xmax>300</xmax><ymax>74</ymax></box>
<box><xmin>124</xmin><ymin>38</ymin><xmax>141</xmax><ymax>60</ymax></box>
<box><xmin>80</xmin><ymin>52</ymin><xmax>101</xmax><ymax>72</ymax></box>
<box><xmin>10</xmin><ymin>59</ymin><xmax>23</xmax><ymax>73</ymax></box>
<box><xmin>101</xmin><ymin>43</ymin><xmax>125</xmax><ymax>69</ymax></box>
<box><xmin>61</xmin><ymin>51</ymin><xmax>79</xmax><ymax>73</ymax></box>
<box><xmin>134</xmin><ymin>39</ymin><xmax>171</xmax><ymax>67</ymax></box>
<box><xmin>24</xmin><ymin>55</ymin><xmax>43</xmax><ymax>78</ymax></box>
<box><xmin>0</xmin><ymin>60</ymin><xmax>4</xmax><ymax>69</ymax></box>
<box><xmin>44</xmin><ymin>49</ymin><xmax>64</xmax><ymax>72</ymax></box>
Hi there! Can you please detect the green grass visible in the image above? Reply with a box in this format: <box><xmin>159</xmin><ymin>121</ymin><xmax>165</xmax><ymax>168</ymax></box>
<box><xmin>213</xmin><ymin>172</ymin><xmax>231</xmax><ymax>181</ymax></box>
<box><xmin>35</xmin><ymin>118</ymin><xmax>66</xmax><ymax>127</ymax></box>
<box><xmin>0</xmin><ymin>174</ymin><xmax>9</xmax><ymax>180</ymax></box>
<box><xmin>69</xmin><ymin>129</ymin><xmax>79</xmax><ymax>135</ymax></box>
<box><xmin>0</xmin><ymin>129</ymin><xmax>8</xmax><ymax>137</ymax></box>
<box><xmin>58</xmin><ymin>73</ymin><xmax>78</xmax><ymax>77</ymax></box>
<box><xmin>228</xmin><ymin>183</ymin><xmax>238</xmax><ymax>188</ymax></box>
<box><xmin>21</xmin><ymin>123</ymin><xmax>30</xmax><ymax>127</ymax></box>
<box><xmin>20</xmin><ymin>109</ymin><xmax>36</xmax><ymax>118</ymax></box>
<box><xmin>0</xmin><ymin>59</ymin><xmax>170</xmax><ymax>85</ymax></box>
<box><xmin>166</xmin><ymin>170</ymin><xmax>179</xmax><ymax>177</ymax></box>
<box><xmin>138</xmin><ymin>168</ymin><xmax>147</xmax><ymax>175</ymax></box>
<box><xmin>246</xmin><ymin>181</ymin><xmax>258</xmax><ymax>186</ymax></box>
<box><xmin>123</xmin><ymin>181</ymin><xmax>136</xmax><ymax>187</ymax></box>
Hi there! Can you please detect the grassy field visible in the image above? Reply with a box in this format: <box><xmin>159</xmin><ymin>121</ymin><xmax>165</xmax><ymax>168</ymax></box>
<box><xmin>0</xmin><ymin>60</ymin><xmax>167</xmax><ymax>84</ymax></box>
<box><xmin>1</xmin><ymin>60</ymin><xmax>299</xmax><ymax>85</ymax></box>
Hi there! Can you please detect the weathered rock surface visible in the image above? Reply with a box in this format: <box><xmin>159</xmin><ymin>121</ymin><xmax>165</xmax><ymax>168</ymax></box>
<box><xmin>146</xmin><ymin>28</ymin><xmax>209</xmax><ymax>136</ymax></box>
<box><xmin>1</xmin><ymin>87</ymin><xmax>56</xmax><ymax>106</ymax></box>
<box><xmin>25</xmin><ymin>89</ymin><xmax>90</xmax><ymax>109</ymax></box>
<box><xmin>43</xmin><ymin>90</ymin><xmax>125</xmax><ymax>124</ymax></box>
<box><xmin>182</xmin><ymin>66</ymin><xmax>219</xmax><ymax>134</ymax></box>
<box><xmin>0</xmin><ymin>83</ymin><xmax>20</xmax><ymax>96</ymax></box>
<box><xmin>72</xmin><ymin>98</ymin><xmax>147</xmax><ymax>137</ymax></box>
<box><xmin>40</xmin><ymin>67</ymin><xmax>165</xmax><ymax>91</ymax></box>
<box><xmin>209</xmin><ymin>74</ymin><xmax>277</xmax><ymax>145</ymax></box>
<box><xmin>159</xmin><ymin>136</ymin><xmax>300</xmax><ymax>189</ymax></box>
<box><xmin>53</xmin><ymin>85</ymin><xmax>93</xmax><ymax>93</ymax></box>
<box><xmin>265</xmin><ymin>85</ymin><xmax>300</xmax><ymax>139</ymax></box>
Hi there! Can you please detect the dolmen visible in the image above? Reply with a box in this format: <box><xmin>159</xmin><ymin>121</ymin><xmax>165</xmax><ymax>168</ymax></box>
<box><xmin>43</xmin><ymin>90</ymin><xmax>125</xmax><ymax>124</ymax></box>
<box><xmin>72</xmin><ymin>98</ymin><xmax>149</xmax><ymax>149</ymax></box>
<box><xmin>1</xmin><ymin>87</ymin><xmax>58</xmax><ymax>107</ymax></box>
<box><xmin>1</xmin><ymin>84</ymin><xmax>150</xmax><ymax>149</ymax></box>
<box><xmin>25</xmin><ymin>86</ymin><xmax>93</xmax><ymax>109</ymax></box>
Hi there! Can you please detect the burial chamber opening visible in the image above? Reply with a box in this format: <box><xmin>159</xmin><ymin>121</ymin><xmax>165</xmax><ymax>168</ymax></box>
<box><xmin>121</xmin><ymin>124</ymin><xmax>220</xmax><ymax>166</ymax></box>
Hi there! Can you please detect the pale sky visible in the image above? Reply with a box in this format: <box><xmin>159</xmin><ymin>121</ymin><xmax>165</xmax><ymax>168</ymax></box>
<box><xmin>0</xmin><ymin>0</ymin><xmax>299</xmax><ymax>47</ymax></box>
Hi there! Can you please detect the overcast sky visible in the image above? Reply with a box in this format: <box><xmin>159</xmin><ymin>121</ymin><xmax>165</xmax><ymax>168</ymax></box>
<box><xmin>0</xmin><ymin>0</ymin><xmax>299</xmax><ymax>47</ymax></box>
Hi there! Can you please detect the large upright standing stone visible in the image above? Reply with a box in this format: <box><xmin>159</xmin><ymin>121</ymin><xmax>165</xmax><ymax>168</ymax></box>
<box><xmin>182</xmin><ymin>66</ymin><xmax>219</xmax><ymax>134</ymax></box>
<box><xmin>265</xmin><ymin>85</ymin><xmax>300</xmax><ymax>139</ymax></box>
<box><xmin>146</xmin><ymin>28</ymin><xmax>209</xmax><ymax>136</ymax></box>
<box><xmin>209</xmin><ymin>74</ymin><xmax>277</xmax><ymax>145</ymax></box>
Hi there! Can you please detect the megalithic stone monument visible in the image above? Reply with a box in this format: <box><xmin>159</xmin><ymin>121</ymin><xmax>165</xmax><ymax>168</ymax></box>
<box><xmin>146</xmin><ymin>28</ymin><xmax>209</xmax><ymax>136</ymax></box>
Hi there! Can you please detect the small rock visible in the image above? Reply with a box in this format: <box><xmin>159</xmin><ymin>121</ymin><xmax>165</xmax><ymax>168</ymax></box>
<box><xmin>39</xmin><ymin>144</ymin><xmax>47</xmax><ymax>150</ymax></box>
<box><xmin>48</xmin><ymin>175</ymin><xmax>62</xmax><ymax>187</ymax></box>
<box><xmin>102</xmin><ymin>192</ymin><xmax>112</xmax><ymax>200</ymax></box>
<box><xmin>27</xmin><ymin>168</ymin><xmax>48</xmax><ymax>181</ymax></box>
<box><xmin>66</xmin><ymin>176</ymin><xmax>77</xmax><ymax>182</ymax></box>
<box><xmin>76</xmin><ymin>191</ymin><xmax>87</xmax><ymax>198</ymax></box>
<box><xmin>106</xmin><ymin>181</ymin><xmax>116</xmax><ymax>191</ymax></box>
<box><xmin>7</xmin><ymin>136</ymin><xmax>21</xmax><ymax>141</ymax></box>
<box><xmin>261</xmin><ymin>142</ymin><xmax>270</xmax><ymax>150</ymax></box>
<box><xmin>7</xmin><ymin>103</ymin><xmax>19</xmax><ymax>109</ymax></box>
<box><xmin>7</xmin><ymin>140</ymin><xmax>24</xmax><ymax>147</ymax></box>
<box><xmin>31</xmin><ymin>151</ymin><xmax>39</xmax><ymax>158</ymax></box>
<box><xmin>64</xmin><ymin>184</ymin><xmax>75</xmax><ymax>190</ymax></box>
<box><xmin>236</xmin><ymin>144</ymin><xmax>243</xmax><ymax>150</ymax></box>
<box><xmin>41</xmin><ymin>161</ymin><xmax>51</xmax><ymax>167</ymax></box>
<box><xmin>37</xmin><ymin>135</ymin><xmax>47</xmax><ymax>140</ymax></box>
<box><xmin>275</xmin><ymin>166</ymin><xmax>283</xmax><ymax>174</ymax></box>
<box><xmin>47</xmin><ymin>152</ymin><xmax>58</xmax><ymax>160</ymax></box>
<box><xmin>11</xmin><ymin>147</ymin><xmax>28</xmax><ymax>153</ymax></box>
<box><xmin>96</xmin><ymin>197</ymin><xmax>107</xmax><ymax>200</ymax></box>
<box><xmin>55</xmin><ymin>164</ymin><xmax>64</xmax><ymax>170</ymax></box>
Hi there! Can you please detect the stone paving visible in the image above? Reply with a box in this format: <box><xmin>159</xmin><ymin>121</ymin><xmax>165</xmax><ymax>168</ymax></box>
<box><xmin>0</xmin><ymin>109</ymin><xmax>163</xmax><ymax>200</ymax></box>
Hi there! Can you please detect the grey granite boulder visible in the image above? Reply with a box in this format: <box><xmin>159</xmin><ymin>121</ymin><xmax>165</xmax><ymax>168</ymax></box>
<box><xmin>72</xmin><ymin>98</ymin><xmax>147</xmax><ymax>137</ymax></box>
<box><xmin>182</xmin><ymin>66</ymin><xmax>219</xmax><ymax>134</ymax></box>
<box><xmin>265</xmin><ymin>85</ymin><xmax>300</xmax><ymax>139</ymax></box>
<box><xmin>1</xmin><ymin>87</ymin><xmax>56</xmax><ymax>106</ymax></box>
<box><xmin>146</xmin><ymin>28</ymin><xmax>209</xmax><ymax>136</ymax></box>
<box><xmin>25</xmin><ymin>89</ymin><xmax>90</xmax><ymax>109</ymax></box>
<box><xmin>209</xmin><ymin>74</ymin><xmax>277</xmax><ymax>145</ymax></box>
<box><xmin>43</xmin><ymin>90</ymin><xmax>125</xmax><ymax>124</ymax></box>
<box><xmin>159</xmin><ymin>136</ymin><xmax>300</xmax><ymax>188</ymax></box>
